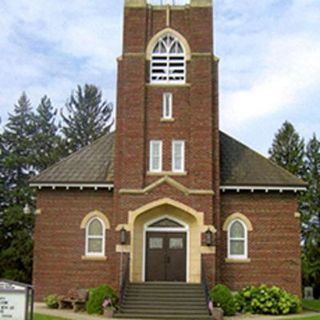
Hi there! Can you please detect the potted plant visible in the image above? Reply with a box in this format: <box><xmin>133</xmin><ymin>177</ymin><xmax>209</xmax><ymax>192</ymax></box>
<box><xmin>102</xmin><ymin>298</ymin><xmax>117</xmax><ymax>317</ymax></box>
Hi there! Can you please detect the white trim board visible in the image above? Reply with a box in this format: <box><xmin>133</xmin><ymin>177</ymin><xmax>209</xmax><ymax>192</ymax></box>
<box><xmin>30</xmin><ymin>183</ymin><xmax>114</xmax><ymax>191</ymax></box>
<box><xmin>220</xmin><ymin>185</ymin><xmax>306</xmax><ymax>193</ymax></box>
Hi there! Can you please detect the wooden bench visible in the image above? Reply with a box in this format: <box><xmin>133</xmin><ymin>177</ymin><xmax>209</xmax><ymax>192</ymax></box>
<box><xmin>58</xmin><ymin>288</ymin><xmax>88</xmax><ymax>312</ymax></box>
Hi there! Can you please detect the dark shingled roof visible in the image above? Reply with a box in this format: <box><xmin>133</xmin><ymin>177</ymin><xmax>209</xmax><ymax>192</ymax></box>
<box><xmin>220</xmin><ymin>132</ymin><xmax>306</xmax><ymax>187</ymax></box>
<box><xmin>31</xmin><ymin>131</ymin><xmax>306</xmax><ymax>187</ymax></box>
<box><xmin>30</xmin><ymin>132</ymin><xmax>114</xmax><ymax>184</ymax></box>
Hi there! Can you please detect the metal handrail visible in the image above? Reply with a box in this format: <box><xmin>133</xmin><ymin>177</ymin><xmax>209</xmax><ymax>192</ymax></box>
<box><xmin>120</xmin><ymin>255</ymin><xmax>130</xmax><ymax>305</ymax></box>
<box><xmin>201</xmin><ymin>261</ymin><xmax>210</xmax><ymax>312</ymax></box>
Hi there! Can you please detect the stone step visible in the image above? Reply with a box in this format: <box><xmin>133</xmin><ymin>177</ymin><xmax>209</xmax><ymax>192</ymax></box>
<box><xmin>122</xmin><ymin>300</ymin><xmax>207</xmax><ymax>307</ymax></box>
<box><xmin>115</xmin><ymin>283</ymin><xmax>210</xmax><ymax>320</ymax></box>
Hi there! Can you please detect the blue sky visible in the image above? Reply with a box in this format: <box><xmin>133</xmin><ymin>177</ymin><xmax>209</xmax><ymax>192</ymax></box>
<box><xmin>0</xmin><ymin>0</ymin><xmax>319</xmax><ymax>155</ymax></box>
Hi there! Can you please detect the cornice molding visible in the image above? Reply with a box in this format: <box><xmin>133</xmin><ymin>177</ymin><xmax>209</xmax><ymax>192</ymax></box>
<box><xmin>119</xmin><ymin>175</ymin><xmax>214</xmax><ymax>196</ymax></box>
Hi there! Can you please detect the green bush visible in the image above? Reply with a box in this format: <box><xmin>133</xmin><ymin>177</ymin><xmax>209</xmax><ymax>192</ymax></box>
<box><xmin>86</xmin><ymin>284</ymin><xmax>118</xmax><ymax>315</ymax></box>
<box><xmin>209</xmin><ymin>284</ymin><xmax>237</xmax><ymax>316</ymax></box>
<box><xmin>235</xmin><ymin>285</ymin><xmax>301</xmax><ymax>315</ymax></box>
<box><xmin>43</xmin><ymin>294</ymin><xmax>60</xmax><ymax>309</ymax></box>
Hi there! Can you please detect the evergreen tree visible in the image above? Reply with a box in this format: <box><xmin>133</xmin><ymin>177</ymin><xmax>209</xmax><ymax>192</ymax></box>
<box><xmin>0</xmin><ymin>93</ymin><xmax>36</xmax><ymax>283</ymax></box>
<box><xmin>33</xmin><ymin>96</ymin><xmax>62</xmax><ymax>171</ymax></box>
<box><xmin>61</xmin><ymin>84</ymin><xmax>113</xmax><ymax>153</ymax></box>
<box><xmin>268</xmin><ymin>121</ymin><xmax>305</xmax><ymax>176</ymax></box>
<box><xmin>300</xmin><ymin>135</ymin><xmax>320</xmax><ymax>296</ymax></box>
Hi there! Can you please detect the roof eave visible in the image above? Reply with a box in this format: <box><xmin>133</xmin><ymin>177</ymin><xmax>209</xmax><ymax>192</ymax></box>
<box><xmin>30</xmin><ymin>182</ymin><xmax>114</xmax><ymax>191</ymax></box>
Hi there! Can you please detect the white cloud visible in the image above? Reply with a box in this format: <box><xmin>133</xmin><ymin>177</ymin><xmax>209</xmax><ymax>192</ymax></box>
<box><xmin>218</xmin><ymin>0</ymin><xmax>320</xmax><ymax>140</ymax></box>
<box><xmin>0</xmin><ymin>0</ymin><xmax>122</xmax><ymax>122</ymax></box>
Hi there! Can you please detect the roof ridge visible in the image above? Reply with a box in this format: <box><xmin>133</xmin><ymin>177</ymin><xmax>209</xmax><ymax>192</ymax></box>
<box><xmin>30</xmin><ymin>131</ymin><xmax>114</xmax><ymax>182</ymax></box>
<box><xmin>220</xmin><ymin>131</ymin><xmax>307</xmax><ymax>186</ymax></box>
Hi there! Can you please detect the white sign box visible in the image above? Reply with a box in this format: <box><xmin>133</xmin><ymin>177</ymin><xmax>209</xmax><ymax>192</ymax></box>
<box><xmin>0</xmin><ymin>280</ymin><xmax>32</xmax><ymax>320</ymax></box>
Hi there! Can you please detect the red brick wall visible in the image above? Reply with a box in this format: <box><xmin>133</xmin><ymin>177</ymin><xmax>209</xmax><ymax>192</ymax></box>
<box><xmin>220</xmin><ymin>192</ymin><xmax>302</xmax><ymax>296</ymax></box>
<box><xmin>33</xmin><ymin>189</ymin><xmax>119</xmax><ymax>301</ymax></box>
<box><xmin>113</xmin><ymin>4</ymin><xmax>219</xmax><ymax>290</ymax></box>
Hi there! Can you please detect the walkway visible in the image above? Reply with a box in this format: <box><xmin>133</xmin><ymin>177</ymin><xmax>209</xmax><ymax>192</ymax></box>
<box><xmin>225</xmin><ymin>312</ymin><xmax>319</xmax><ymax>320</ymax></box>
<box><xmin>35</xmin><ymin>303</ymin><xmax>319</xmax><ymax>320</ymax></box>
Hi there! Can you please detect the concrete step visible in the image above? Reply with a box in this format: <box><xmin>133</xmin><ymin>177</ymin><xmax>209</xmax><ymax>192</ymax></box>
<box><xmin>115</xmin><ymin>282</ymin><xmax>210</xmax><ymax>319</ymax></box>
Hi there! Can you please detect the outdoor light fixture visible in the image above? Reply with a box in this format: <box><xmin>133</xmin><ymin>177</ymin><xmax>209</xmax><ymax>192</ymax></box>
<box><xmin>120</xmin><ymin>227</ymin><xmax>127</xmax><ymax>245</ymax></box>
<box><xmin>205</xmin><ymin>228</ymin><xmax>214</xmax><ymax>246</ymax></box>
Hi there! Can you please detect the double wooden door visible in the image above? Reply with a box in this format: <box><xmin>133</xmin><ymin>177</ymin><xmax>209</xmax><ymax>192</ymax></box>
<box><xmin>146</xmin><ymin>232</ymin><xmax>187</xmax><ymax>282</ymax></box>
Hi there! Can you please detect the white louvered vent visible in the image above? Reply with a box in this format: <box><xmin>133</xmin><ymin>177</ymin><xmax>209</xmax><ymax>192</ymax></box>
<box><xmin>150</xmin><ymin>34</ymin><xmax>186</xmax><ymax>84</ymax></box>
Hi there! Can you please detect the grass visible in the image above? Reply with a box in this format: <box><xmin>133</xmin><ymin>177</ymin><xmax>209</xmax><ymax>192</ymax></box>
<box><xmin>287</xmin><ymin>317</ymin><xmax>320</xmax><ymax>320</ymax></box>
<box><xmin>34</xmin><ymin>314</ymin><xmax>70</xmax><ymax>320</ymax></box>
<box><xmin>303</xmin><ymin>300</ymin><xmax>320</xmax><ymax>311</ymax></box>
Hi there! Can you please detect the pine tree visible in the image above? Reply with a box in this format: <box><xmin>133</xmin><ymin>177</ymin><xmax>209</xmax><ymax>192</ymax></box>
<box><xmin>33</xmin><ymin>96</ymin><xmax>62</xmax><ymax>171</ymax></box>
<box><xmin>268</xmin><ymin>121</ymin><xmax>305</xmax><ymax>176</ymax></box>
<box><xmin>61</xmin><ymin>84</ymin><xmax>113</xmax><ymax>153</ymax></box>
<box><xmin>0</xmin><ymin>93</ymin><xmax>36</xmax><ymax>283</ymax></box>
<box><xmin>300</xmin><ymin>135</ymin><xmax>320</xmax><ymax>296</ymax></box>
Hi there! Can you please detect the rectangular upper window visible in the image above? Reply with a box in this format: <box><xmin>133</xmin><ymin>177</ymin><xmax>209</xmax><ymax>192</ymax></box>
<box><xmin>172</xmin><ymin>140</ymin><xmax>185</xmax><ymax>172</ymax></box>
<box><xmin>150</xmin><ymin>140</ymin><xmax>163</xmax><ymax>172</ymax></box>
<box><xmin>163</xmin><ymin>93</ymin><xmax>173</xmax><ymax>119</ymax></box>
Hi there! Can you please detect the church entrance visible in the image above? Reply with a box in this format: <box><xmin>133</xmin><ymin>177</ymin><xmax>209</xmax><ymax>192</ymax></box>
<box><xmin>144</xmin><ymin>217</ymin><xmax>187</xmax><ymax>282</ymax></box>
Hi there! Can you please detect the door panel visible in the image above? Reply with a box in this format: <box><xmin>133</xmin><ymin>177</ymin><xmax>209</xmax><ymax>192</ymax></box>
<box><xmin>146</xmin><ymin>232</ymin><xmax>166</xmax><ymax>281</ymax></box>
<box><xmin>166</xmin><ymin>233</ymin><xmax>186</xmax><ymax>281</ymax></box>
<box><xmin>146</xmin><ymin>232</ymin><xmax>186</xmax><ymax>282</ymax></box>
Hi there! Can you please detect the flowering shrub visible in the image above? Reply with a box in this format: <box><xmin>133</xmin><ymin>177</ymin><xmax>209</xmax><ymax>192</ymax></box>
<box><xmin>235</xmin><ymin>285</ymin><xmax>301</xmax><ymax>315</ymax></box>
<box><xmin>209</xmin><ymin>284</ymin><xmax>236</xmax><ymax>316</ymax></box>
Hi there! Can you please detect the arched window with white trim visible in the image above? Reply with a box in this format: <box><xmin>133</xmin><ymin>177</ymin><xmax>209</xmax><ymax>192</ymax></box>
<box><xmin>150</xmin><ymin>34</ymin><xmax>186</xmax><ymax>84</ymax></box>
<box><xmin>228</xmin><ymin>219</ymin><xmax>248</xmax><ymax>259</ymax></box>
<box><xmin>85</xmin><ymin>217</ymin><xmax>105</xmax><ymax>256</ymax></box>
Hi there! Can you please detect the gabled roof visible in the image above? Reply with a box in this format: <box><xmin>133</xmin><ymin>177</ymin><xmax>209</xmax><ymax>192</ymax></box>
<box><xmin>30</xmin><ymin>132</ymin><xmax>114</xmax><ymax>184</ymax></box>
<box><xmin>220</xmin><ymin>132</ymin><xmax>306</xmax><ymax>187</ymax></box>
<box><xmin>30</xmin><ymin>131</ymin><xmax>307</xmax><ymax>188</ymax></box>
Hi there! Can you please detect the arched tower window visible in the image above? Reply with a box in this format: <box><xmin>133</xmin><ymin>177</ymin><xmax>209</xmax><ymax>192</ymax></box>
<box><xmin>150</xmin><ymin>34</ymin><xmax>186</xmax><ymax>84</ymax></box>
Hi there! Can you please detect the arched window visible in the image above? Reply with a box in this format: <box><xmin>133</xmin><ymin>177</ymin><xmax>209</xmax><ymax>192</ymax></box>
<box><xmin>228</xmin><ymin>219</ymin><xmax>248</xmax><ymax>259</ymax></box>
<box><xmin>85</xmin><ymin>217</ymin><xmax>105</xmax><ymax>256</ymax></box>
<box><xmin>150</xmin><ymin>34</ymin><xmax>186</xmax><ymax>84</ymax></box>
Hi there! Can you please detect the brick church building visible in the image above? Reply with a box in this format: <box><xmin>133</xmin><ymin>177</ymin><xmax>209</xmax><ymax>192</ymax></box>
<box><xmin>31</xmin><ymin>0</ymin><xmax>306</xmax><ymax>315</ymax></box>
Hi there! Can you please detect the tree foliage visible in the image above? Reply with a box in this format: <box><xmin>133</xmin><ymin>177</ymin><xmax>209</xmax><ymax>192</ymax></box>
<box><xmin>61</xmin><ymin>84</ymin><xmax>113</xmax><ymax>154</ymax></box>
<box><xmin>33</xmin><ymin>96</ymin><xmax>62</xmax><ymax>171</ymax></box>
<box><xmin>270</xmin><ymin>122</ymin><xmax>320</xmax><ymax>298</ymax></box>
<box><xmin>0</xmin><ymin>85</ymin><xmax>113</xmax><ymax>284</ymax></box>
<box><xmin>0</xmin><ymin>93</ymin><xmax>36</xmax><ymax>283</ymax></box>
<box><xmin>300</xmin><ymin>135</ymin><xmax>320</xmax><ymax>296</ymax></box>
<box><xmin>269</xmin><ymin>121</ymin><xmax>305</xmax><ymax>177</ymax></box>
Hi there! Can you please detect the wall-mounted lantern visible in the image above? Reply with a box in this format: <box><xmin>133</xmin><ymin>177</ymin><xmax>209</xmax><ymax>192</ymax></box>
<box><xmin>205</xmin><ymin>228</ymin><xmax>214</xmax><ymax>246</ymax></box>
<box><xmin>120</xmin><ymin>227</ymin><xmax>127</xmax><ymax>245</ymax></box>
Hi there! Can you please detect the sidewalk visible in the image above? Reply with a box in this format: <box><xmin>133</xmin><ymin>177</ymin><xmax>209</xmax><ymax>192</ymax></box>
<box><xmin>225</xmin><ymin>312</ymin><xmax>320</xmax><ymax>320</ymax></box>
<box><xmin>35</xmin><ymin>303</ymin><xmax>113</xmax><ymax>320</ymax></box>
<box><xmin>35</xmin><ymin>303</ymin><xmax>319</xmax><ymax>320</ymax></box>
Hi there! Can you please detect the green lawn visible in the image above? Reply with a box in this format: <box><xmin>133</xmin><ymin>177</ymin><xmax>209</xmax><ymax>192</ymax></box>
<box><xmin>287</xmin><ymin>317</ymin><xmax>320</xmax><ymax>320</ymax></box>
<box><xmin>303</xmin><ymin>300</ymin><xmax>320</xmax><ymax>311</ymax></box>
<box><xmin>34</xmin><ymin>314</ymin><xmax>69</xmax><ymax>320</ymax></box>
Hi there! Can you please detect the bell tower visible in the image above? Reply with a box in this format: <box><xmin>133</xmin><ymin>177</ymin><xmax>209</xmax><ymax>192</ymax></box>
<box><xmin>114</xmin><ymin>0</ymin><xmax>220</xmax><ymax>284</ymax></box>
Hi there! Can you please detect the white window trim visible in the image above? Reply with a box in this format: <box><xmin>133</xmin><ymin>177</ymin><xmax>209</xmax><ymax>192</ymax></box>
<box><xmin>172</xmin><ymin>140</ymin><xmax>185</xmax><ymax>173</ymax></box>
<box><xmin>227</xmin><ymin>219</ymin><xmax>248</xmax><ymax>260</ymax></box>
<box><xmin>85</xmin><ymin>217</ymin><xmax>106</xmax><ymax>257</ymax></box>
<box><xmin>149</xmin><ymin>140</ymin><xmax>163</xmax><ymax>172</ymax></box>
<box><xmin>162</xmin><ymin>93</ymin><xmax>173</xmax><ymax>119</ymax></box>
